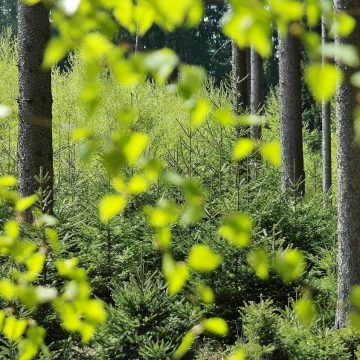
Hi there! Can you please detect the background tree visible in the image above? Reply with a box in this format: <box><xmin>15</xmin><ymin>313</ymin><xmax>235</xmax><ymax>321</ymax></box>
<box><xmin>279</xmin><ymin>29</ymin><xmax>305</xmax><ymax>194</ymax></box>
<box><xmin>232</xmin><ymin>41</ymin><xmax>249</xmax><ymax>139</ymax></box>
<box><xmin>321</xmin><ymin>17</ymin><xmax>332</xmax><ymax>194</ymax></box>
<box><xmin>18</xmin><ymin>1</ymin><xmax>53</xmax><ymax>220</ymax></box>
<box><xmin>250</xmin><ymin>47</ymin><xmax>263</xmax><ymax>140</ymax></box>
<box><xmin>335</xmin><ymin>0</ymin><xmax>360</xmax><ymax>328</ymax></box>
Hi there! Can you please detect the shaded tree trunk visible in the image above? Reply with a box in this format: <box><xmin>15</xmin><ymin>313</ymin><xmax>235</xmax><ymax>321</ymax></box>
<box><xmin>232</xmin><ymin>41</ymin><xmax>249</xmax><ymax>138</ymax></box>
<box><xmin>321</xmin><ymin>17</ymin><xmax>332</xmax><ymax>194</ymax></box>
<box><xmin>279</xmin><ymin>31</ymin><xmax>305</xmax><ymax>194</ymax></box>
<box><xmin>335</xmin><ymin>0</ymin><xmax>360</xmax><ymax>328</ymax></box>
<box><xmin>250</xmin><ymin>48</ymin><xmax>263</xmax><ymax>139</ymax></box>
<box><xmin>18</xmin><ymin>1</ymin><xmax>53</xmax><ymax>221</ymax></box>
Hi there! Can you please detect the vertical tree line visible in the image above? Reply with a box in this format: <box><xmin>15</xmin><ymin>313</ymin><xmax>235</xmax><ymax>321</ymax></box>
<box><xmin>279</xmin><ymin>29</ymin><xmax>305</xmax><ymax>195</ymax></box>
<box><xmin>17</xmin><ymin>1</ymin><xmax>53</xmax><ymax>221</ymax></box>
<box><xmin>335</xmin><ymin>0</ymin><xmax>360</xmax><ymax>327</ymax></box>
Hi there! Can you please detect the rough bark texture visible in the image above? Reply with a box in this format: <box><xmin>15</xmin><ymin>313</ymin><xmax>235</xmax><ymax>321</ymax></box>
<box><xmin>18</xmin><ymin>1</ymin><xmax>53</xmax><ymax>221</ymax></box>
<box><xmin>232</xmin><ymin>41</ymin><xmax>249</xmax><ymax>116</ymax></box>
<box><xmin>279</xmin><ymin>32</ymin><xmax>305</xmax><ymax>194</ymax></box>
<box><xmin>335</xmin><ymin>0</ymin><xmax>360</xmax><ymax>328</ymax></box>
<box><xmin>321</xmin><ymin>17</ymin><xmax>332</xmax><ymax>194</ymax></box>
<box><xmin>250</xmin><ymin>48</ymin><xmax>263</xmax><ymax>139</ymax></box>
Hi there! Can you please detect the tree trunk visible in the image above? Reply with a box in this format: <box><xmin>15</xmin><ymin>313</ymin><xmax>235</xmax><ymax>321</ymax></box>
<box><xmin>250</xmin><ymin>48</ymin><xmax>263</xmax><ymax>139</ymax></box>
<box><xmin>279</xmin><ymin>31</ymin><xmax>305</xmax><ymax>194</ymax></box>
<box><xmin>321</xmin><ymin>17</ymin><xmax>332</xmax><ymax>194</ymax></box>
<box><xmin>232</xmin><ymin>40</ymin><xmax>249</xmax><ymax>118</ymax></box>
<box><xmin>335</xmin><ymin>0</ymin><xmax>360</xmax><ymax>328</ymax></box>
<box><xmin>18</xmin><ymin>1</ymin><xmax>53</xmax><ymax>221</ymax></box>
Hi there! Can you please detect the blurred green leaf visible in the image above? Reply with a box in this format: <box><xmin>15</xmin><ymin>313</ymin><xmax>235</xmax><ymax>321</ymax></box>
<box><xmin>305</xmin><ymin>63</ymin><xmax>343</xmax><ymax>102</ymax></box>
<box><xmin>202</xmin><ymin>317</ymin><xmax>228</xmax><ymax>336</ymax></box>
<box><xmin>188</xmin><ymin>244</ymin><xmax>222</xmax><ymax>272</ymax></box>
<box><xmin>275</xmin><ymin>249</ymin><xmax>305</xmax><ymax>283</ymax></box>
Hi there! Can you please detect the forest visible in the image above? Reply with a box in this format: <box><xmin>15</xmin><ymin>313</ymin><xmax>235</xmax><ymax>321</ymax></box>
<box><xmin>1</xmin><ymin>0</ymin><xmax>360</xmax><ymax>359</ymax></box>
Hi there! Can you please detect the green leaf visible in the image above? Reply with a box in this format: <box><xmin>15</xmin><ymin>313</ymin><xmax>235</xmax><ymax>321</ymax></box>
<box><xmin>232</xmin><ymin>138</ymin><xmax>256</xmax><ymax>161</ymax></box>
<box><xmin>144</xmin><ymin>49</ymin><xmax>179</xmax><ymax>85</ymax></box>
<box><xmin>330</xmin><ymin>12</ymin><xmax>356</xmax><ymax>37</ymax></box>
<box><xmin>99</xmin><ymin>194</ymin><xmax>126</xmax><ymax>223</ymax></box>
<box><xmin>195</xmin><ymin>283</ymin><xmax>214</xmax><ymax>304</ymax></box>
<box><xmin>219</xmin><ymin>213</ymin><xmax>252</xmax><ymax>247</ymax></box>
<box><xmin>322</xmin><ymin>44</ymin><xmax>359</xmax><ymax>68</ymax></box>
<box><xmin>155</xmin><ymin>227</ymin><xmax>172</xmax><ymax>249</ymax></box>
<box><xmin>25</xmin><ymin>252</ymin><xmax>46</xmax><ymax>281</ymax></box>
<box><xmin>188</xmin><ymin>244</ymin><xmax>222</xmax><ymax>272</ymax></box>
<box><xmin>247</xmin><ymin>248</ymin><xmax>269</xmax><ymax>280</ymax></box>
<box><xmin>202</xmin><ymin>317</ymin><xmax>228</xmax><ymax>336</ymax></box>
<box><xmin>227</xmin><ymin>349</ymin><xmax>247</xmax><ymax>360</ymax></box>
<box><xmin>0</xmin><ymin>176</ymin><xmax>17</xmax><ymax>187</ymax></box>
<box><xmin>305</xmin><ymin>63</ymin><xmax>343</xmax><ymax>102</ymax></box>
<box><xmin>305</xmin><ymin>0</ymin><xmax>320</xmax><ymax>27</ymax></box>
<box><xmin>127</xmin><ymin>174</ymin><xmax>149</xmax><ymax>194</ymax></box>
<box><xmin>4</xmin><ymin>220</ymin><xmax>19</xmax><ymax>240</ymax></box>
<box><xmin>274</xmin><ymin>249</ymin><xmax>305</xmax><ymax>283</ymax></box>
<box><xmin>123</xmin><ymin>132</ymin><xmax>149</xmax><ymax>166</ymax></box>
<box><xmin>162</xmin><ymin>253</ymin><xmax>189</xmax><ymax>295</ymax></box>
<box><xmin>18</xmin><ymin>339</ymin><xmax>38</xmax><ymax>360</ymax></box>
<box><xmin>45</xmin><ymin>228</ymin><xmax>61</xmax><ymax>254</ymax></box>
<box><xmin>0</xmin><ymin>280</ymin><xmax>17</xmax><ymax>300</ymax></box>
<box><xmin>83</xmin><ymin>299</ymin><xmax>107</xmax><ymax>324</ymax></box>
<box><xmin>0</xmin><ymin>310</ymin><xmax>5</xmax><ymax>330</ymax></box>
<box><xmin>213</xmin><ymin>108</ymin><xmax>236</xmax><ymax>127</ymax></box>
<box><xmin>350</xmin><ymin>285</ymin><xmax>360</xmax><ymax>308</ymax></box>
<box><xmin>16</xmin><ymin>195</ymin><xmax>38</xmax><ymax>212</ymax></box>
<box><xmin>81</xmin><ymin>33</ymin><xmax>112</xmax><ymax>61</ymax></box>
<box><xmin>144</xmin><ymin>200</ymin><xmax>179</xmax><ymax>228</ymax></box>
<box><xmin>3</xmin><ymin>316</ymin><xmax>27</xmax><ymax>341</ymax></box>
<box><xmin>178</xmin><ymin>65</ymin><xmax>206</xmax><ymax>99</ymax></box>
<box><xmin>191</xmin><ymin>98</ymin><xmax>210</xmax><ymax>128</ymax></box>
<box><xmin>43</xmin><ymin>37</ymin><xmax>69</xmax><ymax>68</ymax></box>
<box><xmin>173</xmin><ymin>331</ymin><xmax>196</xmax><ymax>360</ymax></box>
<box><xmin>294</xmin><ymin>298</ymin><xmax>316</xmax><ymax>326</ymax></box>
<box><xmin>55</xmin><ymin>258</ymin><xmax>79</xmax><ymax>277</ymax></box>
<box><xmin>260</xmin><ymin>141</ymin><xmax>281</xmax><ymax>167</ymax></box>
<box><xmin>350</xmin><ymin>311</ymin><xmax>360</xmax><ymax>331</ymax></box>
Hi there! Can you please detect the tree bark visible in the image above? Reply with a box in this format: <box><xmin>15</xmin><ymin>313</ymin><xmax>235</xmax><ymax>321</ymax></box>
<box><xmin>250</xmin><ymin>47</ymin><xmax>263</xmax><ymax>139</ymax></box>
<box><xmin>321</xmin><ymin>17</ymin><xmax>332</xmax><ymax>194</ymax></box>
<box><xmin>279</xmin><ymin>31</ymin><xmax>305</xmax><ymax>195</ymax></box>
<box><xmin>18</xmin><ymin>1</ymin><xmax>53</xmax><ymax>221</ymax></box>
<box><xmin>335</xmin><ymin>0</ymin><xmax>360</xmax><ymax>328</ymax></box>
<box><xmin>232</xmin><ymin>41</ymin><xmax>249</xmax><ymax>137</ymax></box>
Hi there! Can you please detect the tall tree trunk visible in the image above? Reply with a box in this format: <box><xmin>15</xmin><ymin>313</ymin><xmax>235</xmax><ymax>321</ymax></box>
<box><xmin>18</xmin><ymin>1</ymin><xmax>53</xmax><ymax>221</ymax></box>
<box><xmin>232</xmin><ymin>41</ymin><xmax>249</xmax><ymax>139</ymax></box>
<box><xmin>232</xmin><ymin>40</ymin><xmax>249</xmax><ymax>121</ymax></box>
<box><xmin>250</xmin><ymin>48</ymin><xmax>263</xmax><ymax>139</ymax></box>
<box><xmin>321</xmin><ymin>17</ymin><xmax>332</xmax><ymax>194</ymax></box>
<box><xmin>335</xmin><ymin>0</ymin><xmax>360</xmax><ymax>328</ymax></box>
<box><xmin>279</xmin><ymin>31</ymin><xmax>305</xmax><ymax>194</ymax></box>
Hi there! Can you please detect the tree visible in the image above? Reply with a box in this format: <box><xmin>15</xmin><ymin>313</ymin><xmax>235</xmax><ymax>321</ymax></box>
<box><xmin>18</xmin><ymin>1</ymin><xmax>53</xmax><ymax>221</ymax></box>
<box><xmin>279</xmin><ymin>30</ymin><xmax>305</xmax><ymax>194</ymax></box>
<box><xmin>250</xmin><ymin>48</ymin><xmax>263</xmax><ymax>140</ymax></box>
<box><xmin>232</xmin><ymin>41</ymin><xmax>249</xmax><ymax>137</ymax></box>
<box><xmin>335</xmin><ymin>0</ymin><xmax>360</xmax><ymax>328</ymax></box>
<box><xmin>321</xmin><ymin>17</ymin><xmax>332</xmax><ymax>194</ymax></box>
